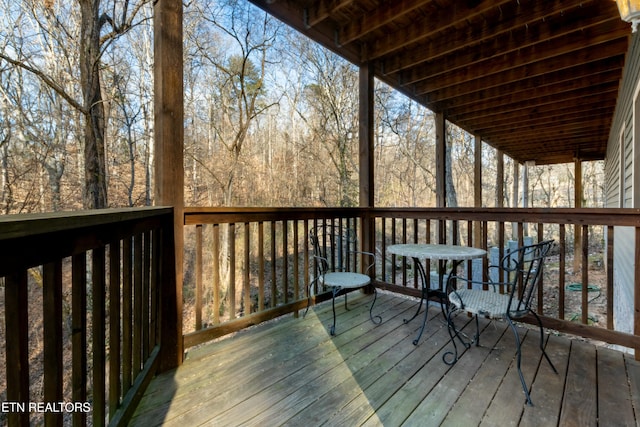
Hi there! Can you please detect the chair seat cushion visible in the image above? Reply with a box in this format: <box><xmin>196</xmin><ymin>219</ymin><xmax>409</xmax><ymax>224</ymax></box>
<box><xmin>449</xmin><ymin>289</ymin><xmax>522</xmax><ymax>319</ymax></box>
<box><xmin>320</xmin><ymin>272</ymin><xmax>371</xmax><ymax>289</ymax></box>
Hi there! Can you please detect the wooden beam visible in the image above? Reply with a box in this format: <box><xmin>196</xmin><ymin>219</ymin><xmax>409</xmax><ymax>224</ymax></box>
<box><xmin>359</xmin><ymin>62</ymin><xmax>374</xmax><ymax>208</ymax></box>
<box><xmin>453</xmin><ymin>85</ymin><xmax>619</xmax><ymax>124</ymax></box>
<box><xmin>402</xmin><ymin>16</ymin><xmax>625</xmax><ymax>86</ymax></box>
<box><xmin>636</xmin><ymin>227</ymin><xmax>640</xmax><ymax>359</ymax></box>
<box><xmin>436</xmin><ymin>112</ymin><xmax>446</xmax><ymax>244</ymax></box>
<box><xmin>448</xmin><ymin>81</ymin><xmax>620</xmax><ymax>123</ymax></box>
<box><xmin>304</xmin><ymin>0</ymin><xmax>355</xmax><ymax>29</ymax></box>
<box><xmin>366</xmin><ymin>0</ymin><xmax>511</xmax><ymax>60</ymax></box>
<box><xmin>574</xmin><ymin>160</ymin><xmax>583</xmax><ymax>272</ymax></box>
<box><xmin>154</xmin><ymin>0</ymin><xmax>184</xmax><ymax>370</ymax></box>
<box><xmin>359</xmin><ymin>63</ymin><xmax>375</xmax><ymax>256</ymax></box>
<box><xmin>496</xmin><ymin>150</ymin><xmax>504</xmax><ymax>208</ymax></box>
<box><xmin>387</xmin><ymin>0</ymin><xmax>618</xmax><ymax>76</ymax></box>
<box><xmin>511</xmin><ymin>161</ymin><xmax>519</xmax><ymax>239</ymax></box>
<box><xmin>445</xmin><ymin>68</ymin><xmax>622</xmax><ymax>116</ymax></box>
<box><xmin>474</xmin><ymin>135</ymin><xmax>482</xmax><ymax>208</ymax></box>
<box><xmin>436</xmin><ymin>112</ymin><xmax>446</xmax><ymax>208</ymax></box>
<box><xmin>414</xmin><ymin>38</ymin><xmax>628</xmax><ymax>97</ymax></box>
<box><xmin>337</xmin><ymin>0</ymin><xmax>431</xmax><ymax>45</ymax></box>
<box><xmin>474</xmin><ymin>134</ymin><xmax>482</xmax><ymax>247</ymax></box>
<box><xmin>415</xmin><ymin>34</ymin><xmax>628</xmax><ymax>97</ymax></box>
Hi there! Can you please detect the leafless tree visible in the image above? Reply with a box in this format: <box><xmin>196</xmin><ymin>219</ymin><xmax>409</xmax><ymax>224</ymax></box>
<box><xmin>0</xmin><ymin>0</ymin><xmax>152</xmax><ymax>209</ymax></box>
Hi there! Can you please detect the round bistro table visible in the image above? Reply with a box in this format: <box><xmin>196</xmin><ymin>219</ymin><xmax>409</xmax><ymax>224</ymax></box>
<box><xmin>387</xmin><ymin>244</ymin><xmax>487</xmax><ymax>345</ymax></box>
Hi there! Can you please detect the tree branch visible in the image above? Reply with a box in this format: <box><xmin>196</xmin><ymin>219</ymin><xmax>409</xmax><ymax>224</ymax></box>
<box><xmin>0</xmin><ymin>53</ymin><xmax>85</xmax><ymax>114</ymax></box>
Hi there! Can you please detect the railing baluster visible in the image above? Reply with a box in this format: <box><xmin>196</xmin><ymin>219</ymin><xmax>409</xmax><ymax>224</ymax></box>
<box><xmin>72</xmin><ymin>254</ymin><xmax>87</xmax><ymax>427</ymax></box>
<box><xmin>391</xmin><ymin>218</ymin><xmax>397</xmax><ymax>286</ymax></box>
<box><xmin>43</xmin><ymin>260</ymin><xmax>63</xmax><ymax>426</ymax></box>
<box><xmin>635</xmin><ymin>227</ymin><xmax>640</xmax><ymax>358</ymax></box>
<box><xmin>270</xmin><ymin>221</ymin><xmax>277</xmax><ymax>307</ymax></box>
<box><xmin>607</xmin><ymin>225</ymin><xmax>614</xmax><ymax>329</ymax></box>
<box><xmin>293</xmin><ymin>219</ymin><xmax>300</xmax><ymax>317</ymax></box>
<box><xmin>282</xmin><ymin>220</ymin><xmax>289</xmax><ymax>304</ymax></box>
<box><xmin>213</xmin><ymin>224</ymin><xmax>221</xmax><ymax>324</ymax></box>
<box><xmin>109</xmin><ymin>241</ymin><xmax>122</xmax><ymax>417</ymax></box>
<box><xmin>381</xmin><ymin>218</ymin><xmax>387</xmax><ymax>282</ymax></box>
<box><xmin>258</xmin><ymin>221</ymin><xmax>265</xmax><ymax>311</ymax></box>
<box><xmin>303</xmin><ymin>220</ymin><xmax>309</xmax><ymax>299</ymax></box>
<box><xmin>229</xmin><ymin>223</ymin><xmax>236</xmax><ymax>319</ymax></box>
<box><xmin>402</xmin><ymin>218</ymin><xmax>408</xmax><ymax>288</ymax></box>
<box><xmin>537</xmin><ymin>223</ymin><xmax>544</xmax><ymax>313</ymax></box>
<box><xmin>195</xmin><ymin>224</ymin><xmax>203</xmax><ymax>330</ymax></box>
<box><xmin>92</xmin><ymin>247</ymin><xmax>106</xmax><ymax>427</ymax></box>
<box><xmin>133</xmin><ymin>234</ymin><xmax>143</xmax><ymax>378</ymax></box>
<box><xmin>559</xmin><ymin>225</ymin><xmax>566</xmax><ymax>320</ymax></box>
<box><xmin>481</xmin><ymin>220</ymin><xmax>488</xmax><ymax>283</ymax></box>
<box><xmin>5</xmin><ymin>270</ymin><xmax>29</xmax><ymax>426</ymax></box>
<box><xmin>467</xmin><ymin>220</ymin><xmax>473</xmax><ymax>284</ymax></box>
<box><xmin>122</xmin><ymin>237</ymin><xmax>133</xmax><ymax>392</ymax></box>
<box><xmin>150</xmin><ymin>229</ymin><xmax>160</xmax><ymax>348</ymax></box>
<box><xmin>413</xmin><ymin>218</ymin><xmax>419</xmax><ymax>289</ymax></box>
<box><xmin>582</xmin><ymin>224</ymin><xmax>589</xmax><ymax>325</ymax></box>
<box><xmin>244</xmin><ymin>222</ymin><xmax>251</xmax><ymax>313</ymax></box>
<box><xmin>143</xmin><ymin>230</ymin><xmax>151</xmax><ymax>360</ymax></box>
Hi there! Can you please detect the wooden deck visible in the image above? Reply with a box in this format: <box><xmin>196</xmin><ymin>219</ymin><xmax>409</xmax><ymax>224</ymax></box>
<box><xmin>130</xmin><ymin>292</ymin><xmax>640</xmax><ymax>426</ymax></box>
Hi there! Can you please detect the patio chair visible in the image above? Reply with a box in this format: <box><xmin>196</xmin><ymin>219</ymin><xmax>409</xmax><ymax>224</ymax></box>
<box><xmin>305</xmin><ymin>225</ymin><xmax>382</xmax><ymax>335</ymax></box>
<box><xmin>443</xmin><ymin>239</ymin><xmax>557</xmax><ymax>405</ymax></box>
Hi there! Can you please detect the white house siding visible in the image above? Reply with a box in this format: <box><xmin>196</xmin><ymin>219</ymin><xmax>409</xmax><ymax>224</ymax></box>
<box><xmin>605</xmin><ymin>34</ymin><xmax>640</xmax><ymax>336</ymax></box>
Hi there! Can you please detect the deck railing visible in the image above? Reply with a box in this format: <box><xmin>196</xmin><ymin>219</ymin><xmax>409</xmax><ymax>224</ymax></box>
<box><xmin>184</xmin><ymin>207</ymin><xmax>640</xmax><ymax>356</ymax></box>
<box><xmin>4</xmin><ymin>206</ymin><xmax>640</xmax><ymax>425</ymax></box>
<box><xmin>182</xmin><ymin>207</ymin><xmax>368</xmax><ymax>348</ymax></box>
<box><xmin>372</xmin><ymin>207</ymin><xmax>640</xmax><ymax>353</ymax></box>
<box><xmin>0</xmin><ymin>207</ymin><xmax>176</xmax><ymax>426</ymax></box>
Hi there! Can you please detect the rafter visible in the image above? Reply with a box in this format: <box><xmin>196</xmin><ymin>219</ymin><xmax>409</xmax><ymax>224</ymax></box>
<box><xmin>248</xmin><ymin>0</ymin><xmax>631</xmax><ymax>164</ymax></box>
<box><xmin>364</xmin><ymin>0</ymin><xmax>511</xmax><ymax>61</ymax></box>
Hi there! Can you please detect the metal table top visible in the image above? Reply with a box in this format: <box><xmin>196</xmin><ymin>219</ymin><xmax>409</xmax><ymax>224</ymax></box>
<box><xmin>387</xmin><ymin>243</ymin><xmax>486</xmax><ymax>261</ymax></box>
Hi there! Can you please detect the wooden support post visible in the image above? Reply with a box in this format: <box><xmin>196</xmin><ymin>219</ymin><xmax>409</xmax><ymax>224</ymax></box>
<box><xmin>154</xmin><ymin>0</ymin><xmax>184</xmax><ymax>371</ymax></box>
<box><xmin>496</xmin><ymin>150</ymin><xmax>504</xmax><ymax>259</ymax></box>
<box><xmin>436</xmin><ymin>112</ymin><xmax>446</xmax><ymax>244</ymax></box>
<box><xmin>522</xmin><ymin>161</ymin><xmax>532</xmax><ymax>237</ymax></box>
<box><xmin>474</xmin><ymin>134</ymin><xmax>482</xmax><ymax>247</ymax></box>
<box><xmin>359</xmin><ymin>63</ymin><xmax>375</xmax><ymax>262</ymax></box>
<box><xmin>435</xmin><ymin>112</ymin><xmax>446</xmax><ymax>209</ymax></box>
<box><xmin>496</xmin><ymin>150</ymin><xmax>504</xmax><ymax>208</ymax></box>
<box><xmin>511</xmin><ymin>161</ymin><xmax>519</xmax><ymax>240</ymax></box>
<box><xmin>635</xmin><ymin>227</ymin><xmax>640</xmax><ymax>360</ymax></box>
<box><xmin>574</xmin><ymin>159</ymin><xmax>583</xmax><ymax>272</ymax></box>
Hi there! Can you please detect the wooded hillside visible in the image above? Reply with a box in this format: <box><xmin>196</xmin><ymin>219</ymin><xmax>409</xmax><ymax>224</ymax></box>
<box><xmin>0</xmin><ymin>0</ymin><xmax>604</xmax><ymax>214</ymax></box>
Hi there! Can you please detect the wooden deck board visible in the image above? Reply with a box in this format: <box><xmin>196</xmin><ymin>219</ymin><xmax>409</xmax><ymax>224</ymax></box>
<box><xmin>520</xmin><ymin>334</ymin><xmax>571</xmax><ymax>427</ymax></box>
<box><xmin>402</xmin><ymin>317</ymin><xmax>508</xmax><ymax>426</ymax></box>
<box><xmin>440</xmin><ymin>321</ymin><xmax>511</xmax><ymax>427</ymax></box>
<box><xmin>597</xmin><ymin>346</ymin><xmax>636</xmax><ymax>426</ymax></box>
<box><xmin>130</xmin><ymin>292</ymin><xmax>639</xmax><ymax>427</ymax></box>
<box><xmin>560</xmin><ymin>340</ymin><xmax>598</xmax><ymax>427</ymax></box>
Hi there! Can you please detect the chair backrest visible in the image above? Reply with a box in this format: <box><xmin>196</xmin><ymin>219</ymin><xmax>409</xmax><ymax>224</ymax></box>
<box><xmin>503</xmin><ymin>239</ymin><xmax>555</xmax><ymax>318</ymax></box>
<box><xmin>309</xmin><ymin>225</ymin><xmax>359</xmax><ymax>275</ymax></box>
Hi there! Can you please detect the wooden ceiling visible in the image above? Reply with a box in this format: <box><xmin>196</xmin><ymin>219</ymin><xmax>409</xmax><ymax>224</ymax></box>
<box><xmin>248</xmin><ymin>0</ymin><xmax>632</xmax><ymax>165</ymax></box>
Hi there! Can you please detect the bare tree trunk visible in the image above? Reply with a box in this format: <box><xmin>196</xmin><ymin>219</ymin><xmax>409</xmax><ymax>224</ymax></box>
<box><xmin>79</xmin><ymin>0</ymin><xmax>108</xmax><ymax>209</ymax></box>
<box><xmin>0</xmin><ymin>133</ymin><xmax>11</xmax><ymax>214</ymax></box>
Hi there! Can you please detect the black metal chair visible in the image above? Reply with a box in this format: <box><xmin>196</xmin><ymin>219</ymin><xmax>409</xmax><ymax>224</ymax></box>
<box><xmin>305</xmin><ymin>225</ymin><xmax>381</xmax><ymax>335</ymax></box>
<box><xmin>443</xmin><ymin>239</ymin><xmax>557</xmax><ymax>405</ymax></box>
